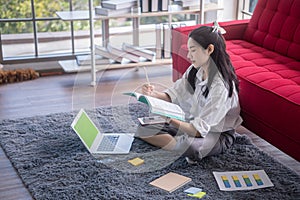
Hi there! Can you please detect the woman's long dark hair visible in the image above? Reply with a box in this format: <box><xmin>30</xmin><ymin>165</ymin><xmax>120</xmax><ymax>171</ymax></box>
<box><xmin>188</xmin><ymin>26</ymin><xmax>239</xmax><ymax>98</ymax></box>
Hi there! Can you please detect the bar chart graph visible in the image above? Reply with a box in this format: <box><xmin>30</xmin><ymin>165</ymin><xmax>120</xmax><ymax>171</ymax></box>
<box><xmin>213</xmin><ymin>170</ymin><xmax>274</xmax><ymax>191</ymax></box>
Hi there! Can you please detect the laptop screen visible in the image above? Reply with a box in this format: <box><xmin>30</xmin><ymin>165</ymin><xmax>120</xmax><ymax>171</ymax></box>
<box><xmin>73</xmin><ymin>110</ymin><xmax>99</xmax><ymax>148</ymax></box>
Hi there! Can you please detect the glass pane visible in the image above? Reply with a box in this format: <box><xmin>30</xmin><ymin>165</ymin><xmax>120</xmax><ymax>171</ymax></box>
<box><xmin>73</xmin><ymin>0</ymin><xmax>102</xmax><ymax>10</ymax></box>
<box><xmin>34</xmin><ymin>0</ymin><xmax>69</xmax><ymax>18</ymax></box>
<box><xmin>0</xmin><ymin>19</ymin><xmax>33</xmax><ymax>35</ymax></box>
<box><xmin>36</xmin><ymin>20</ymin><xmax>72</xmax><ymax>55</ymax></box>
<box><xmin>66</xmin><ymin>21</ymin><xmax>103</xmax><ymax>54</ymax></box>
<box><xmin>73</xmin><ymin>0</ymin><xmax>89</xmax><ymax>10</ymax></box>
<box><xmin>73</xmin><ymin>19</ymin><xmax>90</xmax><ymax>31</ymax></box>
<box><xmin>0</xmin><ymin>0</ymin><xmax>32</xmax><ymax>19</ymax></box>
<box><xmin>72</xmin><ymin>20</ymin><xmax>92</xmax><ymax>53</ymax></box>
<box><xmin>249</xmin><ymin>0</ymin><xmax>258</xmax><ymax>13</ymax></box>
<box><xmin>1</xmin><ymin>21</ymin><xmax>35</xmax><ymax>58</ymax></box>
<box><xmin>74</xmin><ymin>26</ymin><xmax>91</xmax><ymax>53</ymax></box>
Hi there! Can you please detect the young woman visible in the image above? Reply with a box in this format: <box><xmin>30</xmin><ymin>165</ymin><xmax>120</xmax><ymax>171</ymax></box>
<box><xmin>135</xmin><ymin>25</ymin><xmax>243</xmax><ymax>163</ymax></box>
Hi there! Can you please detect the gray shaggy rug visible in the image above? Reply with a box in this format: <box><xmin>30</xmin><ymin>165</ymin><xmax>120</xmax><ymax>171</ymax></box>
<box><xmin>0</xmin><ymin>103</ymin><xmax>299</xmax><ymax>200</ymax></box>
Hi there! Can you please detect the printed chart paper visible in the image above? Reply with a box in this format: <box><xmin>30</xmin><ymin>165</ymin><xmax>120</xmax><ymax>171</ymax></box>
<box><xmin>213</xmin><ymin>170</ymin><xmax>274</xmax><ymax>191</ymax></box>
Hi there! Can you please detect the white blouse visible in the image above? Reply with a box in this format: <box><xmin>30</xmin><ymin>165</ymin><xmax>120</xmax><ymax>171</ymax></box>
<box><xmin>165</xmin><ymin>65</ymin><xmax>243</xmax><ymax>137</ymax></box>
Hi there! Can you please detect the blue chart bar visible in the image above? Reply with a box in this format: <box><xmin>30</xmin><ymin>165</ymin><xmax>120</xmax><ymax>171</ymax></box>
<box><xmin>242</xmin><ymin>175</ymin><xmax>253</xmax><ymax>187</ymax></box>
<box><xmin>232</xmin><ymin>176</ymin><xmax>242</xmax><ymax>187</ymax></box>
<box><xmin>253</xmin><ymin>174</ymin><xmax>264</xmax><ymax>186</ymax></box>
<box><xmin>221</xmin><ymin>176</ymin><xmax>231</xmax><ymax>188</ymax></box>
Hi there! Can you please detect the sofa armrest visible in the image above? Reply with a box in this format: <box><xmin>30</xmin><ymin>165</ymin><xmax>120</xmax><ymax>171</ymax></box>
<box><xmin>219</xmin><ymin>20</ymin><xmax>250</xmax><ymax>40</ymax></box>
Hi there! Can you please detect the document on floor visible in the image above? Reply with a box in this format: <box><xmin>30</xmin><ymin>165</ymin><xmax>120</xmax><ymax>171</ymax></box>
<box><xmin>213</xmin><ymin>170</ymin><xmax>274</xmax><ymax>191</ymax></box>
<box><xmin>150</xmin><ymin>172</ymin><xmax>191</xmax><ymax>193</ymax></box>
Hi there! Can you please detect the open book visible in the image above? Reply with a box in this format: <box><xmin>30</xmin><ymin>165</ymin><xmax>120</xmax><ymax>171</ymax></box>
<box><xmin>123</xmin><ymin>92</ymin><xmax>185</xmax><ymax>121</ymax></box>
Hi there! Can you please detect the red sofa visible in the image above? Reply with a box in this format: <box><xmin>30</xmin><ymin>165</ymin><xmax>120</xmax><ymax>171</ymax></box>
<box><xmin>171</xmin><ymin>0</ymin><xmax>300</xmax><ymax>161</ymax></box>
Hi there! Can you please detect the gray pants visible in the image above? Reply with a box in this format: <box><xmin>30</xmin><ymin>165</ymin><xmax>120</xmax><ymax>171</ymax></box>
<box><xmin>135</xmin><ymin>123</ymin><xmax>236</xmax><ymax>161</ymax></box>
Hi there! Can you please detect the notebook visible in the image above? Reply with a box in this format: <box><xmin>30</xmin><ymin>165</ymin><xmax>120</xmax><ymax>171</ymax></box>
<box><xmin>71</xmin><ymin>109</ymin><xmax>134</xmax><ymax>155</ymax></box>
<box><xmin>150</xmin><ymin>172</ymin><xmax>192</xmax><ymax>193</ymax></box>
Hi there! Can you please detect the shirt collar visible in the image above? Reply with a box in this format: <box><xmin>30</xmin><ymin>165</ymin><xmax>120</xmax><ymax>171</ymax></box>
<box><xmin>195</xmin><ymin>67</ymin><xmax>208</xmax><ymax>85</ymax></box>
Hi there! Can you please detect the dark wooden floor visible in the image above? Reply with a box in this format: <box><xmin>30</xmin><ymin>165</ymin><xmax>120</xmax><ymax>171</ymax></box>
<box><xmin>0</xmin><ymin>65</ymin><xmax>299</xmax><ymax>200</ymax></box>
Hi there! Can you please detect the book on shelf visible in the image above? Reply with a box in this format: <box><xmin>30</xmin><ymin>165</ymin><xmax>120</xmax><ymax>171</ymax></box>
<box><xmin>141</xmin><ymin>0</ymin><xmax>150</xmax><ymax>12</ymax></box>
<box><xmin>150</xmin><ymin>172</ymin><xmax>192</xmax><ymax>193</ymax></box>
<box><xmin>150</xmin><ymin>0</ymin><xmax>159</xmax><ymax>12</ymax></box>
<box><xmin>141</xmin><ymin>0</ymin><xmax>169</xmax><ymax>12</ymax></box>
<box><xmin>76</xmin><ymin>54</ymin><xmax>112</xmax><ymax>66</ymax></box>
<box><xmin>107</xmin><ymin>44</ymin><xmax>147</xmax><ymax>63</ymax></box>
<box><xmin>101</xmin><ymin>0</ymin><xmax>137</xmax><ymax>10</ymax></box>
<box><xmin>167</xmin><ymin>4</ymin><xmax>183</xmax><ymax>12</ymax></box>
<box><xmin>155</xmin><ymin>24</ymin><xmax>162</xmax><ymax>59</ymax></box>
<box><xmin>158</xmin><ymin>0</ymin><xmax>169</xmax><ymax>11</ymax></box>
<box><xmin>95</xmin><ymin>6</ymin><xmax>131</xmax><ymax>16</ymax></box>
<box><xmin>123</xmin><ymin>92</ymin><xmax>185</xmax><ymax>121</ymax></box>
<box><xmin>173</xmin><ymin>0</ymin><xmax>200</xmax><ymax>8</ymax></box>
<box><xmin>163</xmin><ymin>23</ymin><xmax>171</xmax><ymax>58</ymax></box>
<box><xmin>95</xmin><ymin>45</ymin><xmax>130</xmax><ymax>64</ymax></box>
<box><xmin>122</xmin><ymin>43</ymin><xmax>156</xmax><ymax>61</ymax></box>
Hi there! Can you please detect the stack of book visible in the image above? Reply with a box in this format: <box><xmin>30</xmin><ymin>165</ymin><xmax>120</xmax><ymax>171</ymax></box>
<box><xmin>122</xmin><ymin>43</ymin><xmax>156</xmax><ymax>61</ymax></box>
<box><xmin>173</xmin><ymin>0</ymin><xmax>200</xmax><ymax>9</ymax></box>
<box><xmin>107</xmin><ymin>43</ymin><xmax>147</xmax><ymax>63</ymax></box>
<box><xmin>95</xmin><ymin>0</ymin><xmax>137</xmax><ymax>16</ymax></box>
<box><xmin>95</xmin><ymin>45</ymin><xmax>130</xmax><ymax>64</ymax></box>
<box><xmin>95</xmin><ymin>43</ymin><xmax>154</xmax><ymax>64</ymax></box>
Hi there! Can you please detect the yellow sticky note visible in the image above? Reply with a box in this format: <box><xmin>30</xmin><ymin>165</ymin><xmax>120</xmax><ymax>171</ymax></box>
<box><xmin>187</xmin><ymin>191</ymin><xmax>206</xmax><ymax>198</ymax></box>
<box><xmin>128</xmin><ymin>157</ymin><xmax>144</xmax><ymax>166</ymax></box>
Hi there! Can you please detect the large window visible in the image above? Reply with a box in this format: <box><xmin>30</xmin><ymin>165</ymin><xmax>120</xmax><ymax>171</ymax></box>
<box><xmin>0</xmin><ymin>0</ymin><xmax>101</xmax><ymax>64</ymax></box>
<box><xmin>0</xmin><ymin>0</ymin><xmax>198</xmax><ymax>64</ymax></box>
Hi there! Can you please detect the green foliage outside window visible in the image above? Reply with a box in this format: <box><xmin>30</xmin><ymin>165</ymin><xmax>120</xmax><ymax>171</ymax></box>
<box><xmin>0</xmin><ymin>0</ymin><xmax>188</xmax><ymax>34</ymax></box>
<box><xmin>0</xmin><ymin>0</ymin><xmax>101</xmax><ymax>34</ymax></box>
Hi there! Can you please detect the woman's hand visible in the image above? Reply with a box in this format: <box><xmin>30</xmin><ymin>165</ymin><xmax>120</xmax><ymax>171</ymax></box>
<box><xmin>141</xmin><ymin>84</ymin><xmax>172</xmax><ymax>102</ymax></box>
<box><xmin>142</xmin><ymin>84</ymin><xmax>155</xmax><ymax>96</ymax></box>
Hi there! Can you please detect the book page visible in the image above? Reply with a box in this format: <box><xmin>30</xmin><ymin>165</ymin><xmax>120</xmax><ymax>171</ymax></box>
<box><xmin>144</xmin><ymin>95</ymin><xmax>185</xmax><ymax>120</ymax></box>
<box><xmin>123</xmin><ymin>92</ymin><xmax>185</xmax><ymax>120</ymax></box>
<box><xmin>123</xmin><ymin>92</ymin><xmax>142</xmax><ymax>99</ymax></box>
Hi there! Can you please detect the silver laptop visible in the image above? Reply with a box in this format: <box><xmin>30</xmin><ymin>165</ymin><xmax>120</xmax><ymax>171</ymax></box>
<box><xmin>71</xmin><ymin>109</ymin><xmax>134</xmax><ymax>155</ymax></box>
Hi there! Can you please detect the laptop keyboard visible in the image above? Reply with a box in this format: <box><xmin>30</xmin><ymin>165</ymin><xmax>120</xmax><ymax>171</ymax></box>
<box><xmin>97</xmin><ymin>135</ymin><xmax>120</xmax><ymax>152</ymax></box>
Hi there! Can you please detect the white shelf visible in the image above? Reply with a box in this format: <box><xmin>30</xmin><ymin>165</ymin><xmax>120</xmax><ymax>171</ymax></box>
<box><xmin>56</xmin><ymin>0</ymin><xmax>223</xmax><ymax>82</ymax></box>
<box><xmin>56</xmin><ymin>9</ymin><xmax>200</xmax><ymax>21</ymax></box>
<box><xmin>56</xmin><ymin>10</ymin><xmax>90</xmax><ymax>20</ymax></box>
<box><xmin>55</xmin><ymin>3</ymin><xmax>223</xmax><ymax>21</ymax></box>
<box><xmin>59</xmin><ymin>59</ymin><xmax>172</xmax><ymax>73</ymax></box>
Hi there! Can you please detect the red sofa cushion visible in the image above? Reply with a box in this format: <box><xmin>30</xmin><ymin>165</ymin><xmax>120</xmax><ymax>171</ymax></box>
<box><xmin>244</xmin><ymin>0</ymin><xmax>300</xmax><ymax>60</ymax></box>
